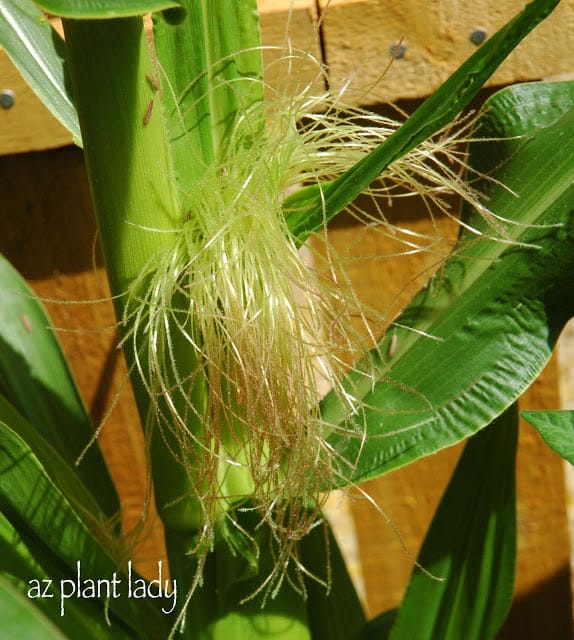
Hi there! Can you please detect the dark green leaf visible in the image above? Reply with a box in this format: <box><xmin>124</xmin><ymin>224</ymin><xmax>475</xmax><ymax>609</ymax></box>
<box><xmin>177</xmin><ymin>506</ymin><xmax>366</xmax><ymax>639</ymax></box>
<box><xmin>173</xmin><ymin>515</ymin><xmax>311</xmax><ymax>640</ymax></box>
<box><xmin>388</xmin><ymin>406</ymin><xmax>518</xmax><ymax>640</ymax></box>
<box><xmin>355</xmin><ymin>609</ymin><xmax>397</xmax><ymax>640</ymax></box>
<box><xmin>321</xmin><ymin>81</ymin><xmax>574</xmax><ymax>486</ymax></box>
<box><xmin>0</xmin><ymin>254</ymin><xmax>118</xmax><ymax>519</ymax></box>
<box><xmin>0</xmin><ymin>0</ymin><xmax>80</xmax><ymax>142</ymax></box>
<box><xmin>0</xmin><ymin>393</ymin><xmax>109</xmax><ymax>548</ymax></box>
<box><xmin>283</xmin><ymin>0</ymin><xmax>561</xmax><ymax>243</ymax></box>
<box><xmin>0</xmin><ymin>574</ymin><xmax>67</xmax><ymax>640</ymax></box>
<box><xmin>301</xmin><ymin>517</ymin><xmax>366</xmax><ymax>640</ymax></box>
<box><xmin>521</xmin><ymin>410</ymin><xmax>574</xmax><ymax>464</ymax></box>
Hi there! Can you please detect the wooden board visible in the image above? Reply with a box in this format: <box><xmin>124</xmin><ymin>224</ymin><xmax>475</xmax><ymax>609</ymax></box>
<box><xmin>0</xmin><ymin>48</ymin><xmax>72</xmax><ymax>153</ymax></box>
<box><xmin>318</xmin><ymin>0</ymin><xmax>574</xmax><ymax>105</ymax></box>
<box><xmin>3</xmin><ymin>0</ymin><xmax>573</xmax><ymax>154</ymax></box>
<box><xmin>0</xmin><ymin>1</ymin><xmax>321</xmax><ymax>156</ymax></box>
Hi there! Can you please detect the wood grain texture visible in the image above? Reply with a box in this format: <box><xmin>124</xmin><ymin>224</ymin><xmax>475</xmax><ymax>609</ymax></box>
<box><xmin>258</xmin><ymin>0</ymin><xmax>325</xmax><ymax>99</ymax></box>
<box><xmin>4</xmin><ymin>0</ymin><xmax>572</xmax><ymax>154</ymax></box>
<box><xmin>318</xmin><ymin>0</ymin><xmax>574</xmax><ymax>105</ymax></box>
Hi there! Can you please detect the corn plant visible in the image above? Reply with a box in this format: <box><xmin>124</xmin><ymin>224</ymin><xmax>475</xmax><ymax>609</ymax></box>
<box><xmin>0</xmin><ymin>0</ymin><xmax>573</xmax><ymax>638</ymax></box>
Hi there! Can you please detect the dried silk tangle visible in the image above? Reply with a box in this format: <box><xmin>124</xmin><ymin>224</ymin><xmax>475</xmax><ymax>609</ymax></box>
<box><xmin>120</xmin><ymin>43</ymin><xmax>499</xmax><ymax>602</ymax></box>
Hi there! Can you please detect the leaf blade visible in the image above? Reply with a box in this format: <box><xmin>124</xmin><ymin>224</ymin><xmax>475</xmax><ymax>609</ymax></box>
<box><xmin>153</xmin><ymin>0</ymin><xmax>264</xmax><ymax>189</ymax></box>
<box><xmin>0</xmin><ymin>511</ymin><xmax>135</xmax><ymax>640</ymax></box>
<box><xmin>283</xmin><ymin>0</ymin><xmax>562</xmax><ymax>243</ymax></box>
<box><xmin>0</xmin><ymin>0</ymin><xmax>81</xmax><ymax>142</ymax></box>
<box><xmin>0</xmin><ymin>574</ymin><xmax>68</xmax><ymax>640</ymax></box>
<box><xmin>321</xmin><ymin>81</ymin><xmax>574</xmax><ymax>486</ymax></box>
<box><xmin>300</xmin><ymin>517</ymin><xmax>366</xmax><ymax>640</ymax></box>
<box><xmin>32</xmin><ymin>0</ymin><xmax>180</xmax><ymax>19</ymax></box>
<box><xmin>0</xmin><ymin>401</ymin><xmax>170</xmax><ymax>638</ymax></box>
<box><xmin>521</xmin><ymin>410</ymin><xmax>574</xmax><ymax>464</ymax></box>
<box><xmin>388</xmin><ymin>405</ymin><xmax>518</xmax><ymax>640</ymax></box>
<box><xmin>0</xmin><ymin>254</ymin><xmax>119</xmax><ymax>519</ymax></box>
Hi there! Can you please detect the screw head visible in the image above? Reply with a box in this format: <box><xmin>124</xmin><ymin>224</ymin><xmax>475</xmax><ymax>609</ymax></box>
<box><xmin>470</xmin><ymin>28</ymin><xmax>488</xmax><ymax>46</ymax></box>
<box><xmin>0</xmin><ymin>89</ymin><xmax>16</xmax><ymax>109</ymax></box>
<box><xmin>390</xmin><ymin>42</ymin><xmax>406</xmax><ymax>59</ymax></box>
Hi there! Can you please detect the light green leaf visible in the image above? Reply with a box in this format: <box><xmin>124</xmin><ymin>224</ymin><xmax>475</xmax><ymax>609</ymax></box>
<box><xmin>388</xmin><ymin>405</ymin><xmax>518</xmax><ymax>640</ymax></box>
<box><xmin>182</xmin><ymin>506</ymin><xmax>311</xmax><ymax>640</ymax></box>
<box><xmin>61</xmin><ymin>16</ymin><xmax>182</xmax><ymax>297</ymax></box>
<box><xmin>0</xmin><ymin>0</ymin><xmax>81</xmax><ymax>142</ymax></box>
<box><xmin>33</xmin><ymin>0</ymin><xmax>180</xmax><ymax>19</ymax></box>
<box><xmin>321</xmin><ymin>81</ymin><xmax>574</xmax><ymax>486</ymax></box>
<box><xmin>153</xmin><ymin>0</ymin><xmax>264</xmax><ymax>190</ymax></box>
<box><xmin>0</xmin><ymin>574</ymin><xmax>68</xmax><ymax>640</ymax></box>
<box><xmin>283</xmin><ymin>0</ymin><xmax>561</xmax><ymax>243</ymax></box>
<box><xmin>521</xmin><ymin>410</ymin><xmax>574</xmax><ymax>464</ymax></box>
<box><xmin>0</xmin><ymin>512</ymin><xmax>133</xmax><ymax>639</ymax></box>
<box><xmin>0</xmin><ymin>254</ymin><xmax>118</xmax><ymax>519</ymax></box>
<box><xmin>0</xmin><ymin>402</ymin><xmax>170</xmax><ymax>639</ymax></box>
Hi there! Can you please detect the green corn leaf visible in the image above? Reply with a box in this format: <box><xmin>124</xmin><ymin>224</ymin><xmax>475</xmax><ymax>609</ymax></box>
<box><xmin>300</xmin><ymin>516</ymin><xmax>366</xmax><ymax>640</ymax></box>
<box><xmin>283</xmin><ymin>0</ymin><xmax>562</xmax><ymax>243</ymax></box>
<box><xmin>33</xmin><ymin>0</ymin><xmax>180</xmax><ymax>19</ymax></box>
<box><xmin>0</xmin><ymin>0</ymin><xmax>81</xmax><ymax>142</ymax></box>
<box><xmin>0</xmin><ymin>512</ymin><xmax>135</xmax><ymax>639</ymax></box>
<box><xmin>0</xmin><ymin>400</ymin><xmax>171</xmax><ymax>639</ymax></box>
<box><xmin>178</xmin><ymin>505</ymin><xmax>311</xmax><ymax>640</ymax></box>
<box><xmin>521</xmin><ymin>410</ymin><xmax>574</xmax><ymax>464</ymax></box>
<box><xmin>0</xmin><ymin>392</ymin><xmax>112</xmax><ymax>548</ymax></box>
<box><xmin>387</xmin><ymin>405</ymin><xmax>518</xmax><ymax>640</ymax></box>
<box><xmin>0</xmin><ymin>574</ymin><xmax>68</xmax><ymax>640</ymax></box>
<box><xmin>171</xmin><ymin>504</ymin><xmax>366</xmax><ymax>640</ymax></box>
<box><xmin>321</xmin><ymin>80</ymin><xmax>574</xmax><ymax>486</ymax></box>
<box><xmin>0</xmin><ymin>254</ymin><xmax>118</xmax><ymax>520</ymax></box>
<box><xmin>153</xmin><ymin>0</ymin><xmax>264</xmax><ymax>190</ymax></box>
